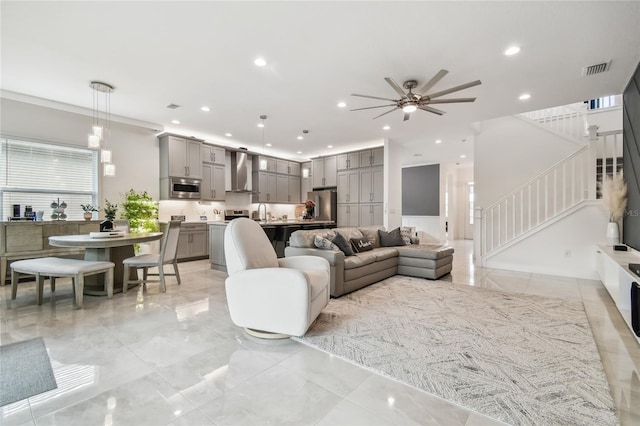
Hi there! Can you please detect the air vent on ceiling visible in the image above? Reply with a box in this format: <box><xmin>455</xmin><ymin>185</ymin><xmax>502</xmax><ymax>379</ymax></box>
<box><xmin>166</xmin><ymin>103</ymin><xmax>181</xmax><ymax>109</ymax></box>
<box><xmin>582</xmin><ymin>61</ymin><xmax>611</xmax><ymax>77</ymax></box>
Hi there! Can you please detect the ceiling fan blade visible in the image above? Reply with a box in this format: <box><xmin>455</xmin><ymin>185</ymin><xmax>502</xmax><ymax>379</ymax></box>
<box><xmin>372</xmin><ymin>107</ymin><xmax>399</xmax><ymax>120</ymax></box>
<box><xmin>351</xmin><ymin>93</ymin><xmax>398</xmax><ymax>102</ymax></box>
<box><xmin>384</xmin><ymin>77</ymin><xmax>407</xmax><ymax>98</ymax></box>
<box><xmin>427</xmin><ymin>97</ymin><xmax>477</xmax><ymax>104</ymax></box>
<box><xmin>419</xmin><ymin>106</ymin><xmax>445</xmax><ymax>115</ymax></box>
<box><xmin>428</xmin><ymin>80</ymin><xmax>482</xmax><ymax>99</ymax></box>
<box><xmin>350</xmin><ymin>104</ymin><xmax>397</xmax><ymax>111</ymax></box>
<box><xmin>403</xmin><ymin>112</ymin><xmax>411</xmax><ymax>121</ymax></box>
<box><xmin>418</xmin><ymin>69</ymin><xmax>449</xmax><ymax>94</ymax></box>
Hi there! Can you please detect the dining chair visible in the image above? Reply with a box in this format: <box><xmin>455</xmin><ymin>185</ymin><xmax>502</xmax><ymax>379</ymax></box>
<box><xmin>122</xmin><ymin>221</ymin><xmax>182</xmax><ymax>293</ymax></box>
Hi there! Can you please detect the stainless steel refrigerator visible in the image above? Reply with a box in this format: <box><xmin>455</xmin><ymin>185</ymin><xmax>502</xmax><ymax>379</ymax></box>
<box><xmin>307</xmin><ymin>189</ymin><xmax>337</xmax><ymax>222</ymax></box>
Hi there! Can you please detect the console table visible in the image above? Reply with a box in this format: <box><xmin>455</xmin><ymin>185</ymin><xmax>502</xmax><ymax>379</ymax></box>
<box><xmin>1</xmin><ymin>221</ymin><xmax>100</xmax><ymax>285</ymax></box>
<box><xmin>595</xmin><ymin>243</ymin><xmax>640</xmax><ymax>344</ymax></box>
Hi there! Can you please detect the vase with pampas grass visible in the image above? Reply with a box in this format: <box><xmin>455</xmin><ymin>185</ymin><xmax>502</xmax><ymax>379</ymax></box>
<box><xmin>600</xmin><ymin>174</ymin><xmax>627</xmax><ymax>245</ymax></box>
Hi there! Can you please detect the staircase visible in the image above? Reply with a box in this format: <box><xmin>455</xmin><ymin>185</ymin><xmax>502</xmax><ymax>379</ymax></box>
<box><xmin>477</xmin><ymin>104</ymin><xmax>622</xmax><ymax>263</ymax></box>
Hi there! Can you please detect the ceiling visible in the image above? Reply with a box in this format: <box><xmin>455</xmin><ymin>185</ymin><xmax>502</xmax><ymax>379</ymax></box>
<box><xmin>1</xmin><ymin>1</ymin><xmax>639</xmax><ymax>167</ymax></box>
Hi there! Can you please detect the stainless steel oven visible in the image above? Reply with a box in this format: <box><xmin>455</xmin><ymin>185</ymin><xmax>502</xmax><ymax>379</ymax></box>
<box><xmin>170</xmin><ymin>177</ymin><xmax>201</xmax><ymax>199</ymax></box>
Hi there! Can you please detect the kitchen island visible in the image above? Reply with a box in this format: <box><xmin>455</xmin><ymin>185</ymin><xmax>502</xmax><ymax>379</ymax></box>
<box><xmin>208</xmin><ymin>219</ymin><xmax>335</xmax><ymax>272</ymax></box>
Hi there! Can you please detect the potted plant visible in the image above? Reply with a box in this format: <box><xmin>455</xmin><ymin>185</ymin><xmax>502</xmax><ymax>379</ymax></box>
<box><xmin>80</xmin><ymin>204</ymin><xmax>98</xmax><ymax>221</ymax></box>
<box><xmin>304</xmin><ymin>199</ymin><xmax>315</xmax><ymax>219</ymax></box>
<box><xmin>121</xmin><ymin>189</ymin><xmax>158</xmax><ymax>234</ymax></box>
<box><xmin>102</xmin><ymin>200</ymin><xmax>117</xmax><ymax>231</ymax></box>
<box><xmin>601</xmin><ymin>174</ymin><xmax>628</xmax><ymax>245</ymax></box>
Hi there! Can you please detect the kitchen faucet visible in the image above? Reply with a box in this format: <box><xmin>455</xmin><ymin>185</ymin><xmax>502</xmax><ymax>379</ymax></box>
<box><xmin>258</xmin><ymin>203</ymin><xmax>267</xmax><ymax>221</ymax></box>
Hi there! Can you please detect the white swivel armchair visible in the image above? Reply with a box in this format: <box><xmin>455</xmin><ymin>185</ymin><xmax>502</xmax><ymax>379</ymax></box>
<box><xmin>224</xmin><ymin>218</ymin><xmax>330</xmax><ymax>338</ymax></box>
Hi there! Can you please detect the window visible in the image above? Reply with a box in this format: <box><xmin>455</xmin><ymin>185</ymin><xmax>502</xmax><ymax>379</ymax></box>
<box><xmin>0</xmin><ymin>137</ymin><xmax>98</xmax><ymax>220</ymax></box>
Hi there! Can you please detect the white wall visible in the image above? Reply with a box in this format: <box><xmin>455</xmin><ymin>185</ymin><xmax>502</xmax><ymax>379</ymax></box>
<box><xmin>384</xmin><ymin>138</ymin><xmax>402</xmax><ymax>230</ymax></box>
<box><xmin>474</xmin><ymin>115</ymin><xmax>580</xmax><ymax>210</ymax></box>
<box><xmin>1</xmin><ymin>98</ymin><xmax>159</xmax><ymax>212</ymax></box>
<box><xmin>485</xmin><ymin>202</ymin><xmax>607</xmax><ymax>279</ymax></box>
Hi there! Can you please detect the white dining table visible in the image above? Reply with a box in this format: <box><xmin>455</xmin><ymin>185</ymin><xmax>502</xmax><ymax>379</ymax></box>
<box><xmin>49</xmin><ymin>232</ymin><xmax>163</xmax><ymax>295</ymax></box>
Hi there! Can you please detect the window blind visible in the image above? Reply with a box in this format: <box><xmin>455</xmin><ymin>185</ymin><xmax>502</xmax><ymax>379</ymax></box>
<box><xmin>0</xmin><ymin>137</ymin><xmax>98</xmax><ymax>220</ymax></box>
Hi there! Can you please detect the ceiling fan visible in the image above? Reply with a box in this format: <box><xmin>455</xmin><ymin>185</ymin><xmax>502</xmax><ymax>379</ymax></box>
<box><xmin>351</xmin><ymin>69</ymin><xmax>481</xmax><ymax>121</ymax></box>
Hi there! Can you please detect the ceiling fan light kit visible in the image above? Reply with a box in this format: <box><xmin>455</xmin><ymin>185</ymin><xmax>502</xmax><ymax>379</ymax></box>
<box><xmin>351</xmin><ymin>69</ymin><xmax>481</xmax><ymax>121</ymax></box>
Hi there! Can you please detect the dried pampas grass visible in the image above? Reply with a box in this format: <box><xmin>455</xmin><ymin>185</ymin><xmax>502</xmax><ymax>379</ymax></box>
<box><xmin>601</xmin><ymin>174</ymin><xmax>627</xmax><ymax>222</ymax></box>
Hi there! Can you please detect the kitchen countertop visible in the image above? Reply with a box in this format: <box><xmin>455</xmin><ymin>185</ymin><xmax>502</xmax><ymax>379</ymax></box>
<box><xmin>208</xmin><ymin>220</ymin><xmax>335</xmax><ymax>226</ymax></box>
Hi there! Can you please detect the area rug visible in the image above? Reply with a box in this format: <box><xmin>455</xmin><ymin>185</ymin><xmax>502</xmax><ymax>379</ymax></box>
<box><xmin>294</xmin><ymin>276</ymin><xmax>617</xmax><ymax>425</ymax></box>
<box><xmin>0</xmin><ymin>337</ymin><xmax>57</xmax><ymax>406</ymax></box>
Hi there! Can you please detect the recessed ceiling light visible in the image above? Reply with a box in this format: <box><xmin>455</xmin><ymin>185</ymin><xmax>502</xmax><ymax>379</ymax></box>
<box><xmin>224</xmin><ymin>133</ymin><xmax>232</xmax><ymax>137</ymax></box>
<box><xmin>171</xmin><ymin>119</ymin><xmax>180</xmax><ymax>124</ymax></box>
<box><xmin>297</xmin><ymin>151</ymin><xmax>302</xmax><ymax>154</ymax></box>
<box><xmin>327</xmin><ymin>145</ymin><xmax>333</xmax><ymax>149</ymax></box>
<box><xmin>460</xmin><ymin>154</ymin><xmax>466</xmax><ymax>158</ymax></box>
<box><xmin>254</xmin><ymin>57</ymin><xmax>267</xmax><ymax>67</ymax></box>
<box><xmin>297</xmin><ymin>136</ymin><xmax>303</xmax><ymax>140</ymax></box>
<box><xmin>257</xmin><ymin>123</ymin><xmax>264</xmax><ymax>128</ymax></box>
<box><xmin>383</xmin><ymin>125</ymin><xmax>390</xmax><ymax>130</ymax></box>
<box><xmin>505</xmin><ymin>46</ymin><xmax>521</xmax><ymax>56</ymax></box>
<box><xmin>201</xmin><ymin>106</ymin><xmax>210</xmax><ymax>112</ymax></box>
<box><xmin>337</xmin><ymin>102</ymin><xmax>347</xmax><ymax>108</ymax></box>
<box><xmin>519</xmin><ymin>93</ymin><xmax>531</xmax><ymax>100</ymax></box>
<box><xmin>435</xmin><ymin>139</ymin><xmax>442</xmax><ymax>144</ymax></box>
<box><xmin>265</xmin><ymin>143</ymin><xmax>272</xmax><ymax>147</ymax></box>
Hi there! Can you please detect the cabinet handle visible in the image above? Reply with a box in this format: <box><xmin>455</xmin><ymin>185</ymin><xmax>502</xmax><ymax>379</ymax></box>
<box><xmin>347</xmin><ymin>159</ymin><xmax>350</xmax><ymax>168</ymax></box>
<box><xmin>322</xmin><ymin>177</ymin><xmax>325</xmax><ymax>186</ymax></box>
<box><xmin>185</xmin><ymin>166</ymin><xmax>188</xmax><ymax>176</ymax></box>
<box><xmin>370</xmin><ymin>155</ymin><xmax>373</xmax><ymax>165</ymax></box>
<box><xmin>212</xmin><ymin>153</ymin><xmax>215</xmax><ymax>162</ymax></box>
<box><xmin>212</xmin><ymin>190</ymin><xmax>216</xmax><ymax>198</ymax></box>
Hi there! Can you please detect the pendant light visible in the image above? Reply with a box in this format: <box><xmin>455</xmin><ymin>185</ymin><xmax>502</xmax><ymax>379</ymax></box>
<box><xmin>88</xmin><ymin>81</ymin><xmax>116</xmax><ymax>176</ymax></box>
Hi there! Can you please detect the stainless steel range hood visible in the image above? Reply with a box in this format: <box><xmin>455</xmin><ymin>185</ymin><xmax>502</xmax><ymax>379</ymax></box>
<box><xmin>228</xmin><ymin>150</ymin><xmax>251</xmax><ymax>192</ymax></box>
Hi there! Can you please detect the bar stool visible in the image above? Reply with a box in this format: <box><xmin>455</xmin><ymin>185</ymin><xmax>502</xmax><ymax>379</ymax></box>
<box><xmin>261</xmin><ymin>226</ymin><xmax>277</xmax><ymax>249</ymax></box>
<box><xmin>275</xmin><ymin>225</ymin><xmax>302</xmax><ymax>258</ymax></box>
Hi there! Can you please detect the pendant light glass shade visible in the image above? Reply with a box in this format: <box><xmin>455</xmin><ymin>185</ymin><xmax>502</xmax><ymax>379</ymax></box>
<box><xmin>88</xmin><ymin>134</ymin><xmax>100</xmax><ymax>148</ymax></box>
<box><xmin>101</xmin><ymin>149</ymin><xmax>112</xmax><ymax>163</ymax></box>
<box><xmin>92</xmin><ymin>125</ymin><xmax>103</xmax><ymax>138</ymax></box>
<box><xmin>103</xmin><ymin>163</ymin><xmax>116</xmax><ymax>176</ymax></box>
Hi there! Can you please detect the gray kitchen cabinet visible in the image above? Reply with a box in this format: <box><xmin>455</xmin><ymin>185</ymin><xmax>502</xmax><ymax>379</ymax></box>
<box><xmin>177</xmin><ymin>223</ymin><xmax>209</xmax><ymax>260</ymax></box>
<box><xmin>276</xmin><ymin>159</ymin><xmax>288</xmax><ymax>175</ymax></box>
<box><xmin>254</xmin><ymin>171</ymin><xmax>277</xmax><ymax>202</ymax></box>
<box><xmin>337</xmin><ymin>204</ymin><xmax>359</xmax><ymax>227</ymax></box>
<box><xmin>160</xmin><ymin>135</ymin><xmax>202</xmax><ymax>179</ymax></box>
<box><xmin>288</xmin><ymin>176</ymin><xmax>301</xmax><ymax>203</ymax></box>
<box><xmin>202</xmin><ymin>144</ymin><xmax>225</xmax><ymax>165</ymax></box>
<box><xmin>359</xmin><ymin>166</ymin><xmax>384</xmax><ymax>203</ymax></box>
<box><xmin>276</xmin><ymin>174</ymin><xmax>289</xmax><ymax>203</ymax></box>
<box><xmin>288</xmin><ymin>161</ymin><xmax>301</xmax><ymax>176</ymax></box>
<box><xmin>359</xmin><ymin>147</ymin><xmax>384</xmax><ymax>167</ymax></box>
<box><xmin>337</xmin><ymin>152</ymin><xmax>360</xmax><ymax>170</ymax></box>
<box><xmin>201</xmin><ymin>163</ymin><xmax>225</xmax><ymax>201</ymax></box>
<box><xmin>301</xmin><ymin>162</ymin><xmax>312</xmax><ymax>201</ymax></box>
<box><xmin>312</xmin><ymin>155</ymin><xmax>337</xmax><ymax>188</ymax></box>
<box><xmin>359</xmin><ymin>204</ymin><xmax>384</xmax><ymax>226</ymax></box>
<box><xmin>337</xmin><ymin>170</ymin><xmax>360</xmax><ymax>204</ymax></box>
<box><xmin>209</xmin><ymin>224</ymin><xmax>226</xmax><ymax>271</ymax></box>
<box><xmin>257</xmin><ymin>156</ymin><xmax>277</xmax><ymax>172</ymax></box>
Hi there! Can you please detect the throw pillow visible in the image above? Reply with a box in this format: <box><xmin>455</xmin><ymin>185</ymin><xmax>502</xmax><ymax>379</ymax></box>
<box><xmin>314</xmin><ymin>235</ymin><xmax>337</xmax><ymax>250</ymax></box>
<box><xmin>331</xmin><ymin>232</ymin><xmax>355</xmax><ymax>256</ymax></box>
<box><xmin>400</xmin><ymin>227</ymin><xmax>415</xmax><ymax>245</ymax></box>
<box><xmin>350</xmin><ymin>237</ymin><xmax>373</xmax><ymax>253</ymax></box>
<box><xmin>379</xmin><ymin>227</ymin><xmax>406</xmax><ymax>247</ymax></box>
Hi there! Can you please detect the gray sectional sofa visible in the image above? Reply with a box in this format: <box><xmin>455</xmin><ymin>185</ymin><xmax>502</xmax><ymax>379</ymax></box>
<box><xmin>284</xmin><ymin>226</ymin><xmax>454</xmax><ymax>297</ymax></box>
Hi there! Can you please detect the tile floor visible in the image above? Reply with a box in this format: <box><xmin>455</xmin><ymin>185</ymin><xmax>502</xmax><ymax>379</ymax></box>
<box><xmin>1</xmin><ymin>240</ymin><xmax>639</xmax><ymax>425</ymax></box>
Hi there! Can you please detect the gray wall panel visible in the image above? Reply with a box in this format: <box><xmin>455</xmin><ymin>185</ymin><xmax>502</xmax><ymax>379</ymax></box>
<box><xmin>402</xmin><ymin>164</ymin><xmax>439</xmax><ymax>215</ymax></box>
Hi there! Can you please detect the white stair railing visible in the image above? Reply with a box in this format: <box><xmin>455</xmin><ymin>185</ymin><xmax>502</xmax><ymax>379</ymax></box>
<box><xmin>519</xmin><ymin>102</ymin><xmax>588</xmax><ymax>141</ymax></box>
<box><xmin>479</xmin><ymin>130</ymin><xmax>622</xmax><ymax>259</ymax></box>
